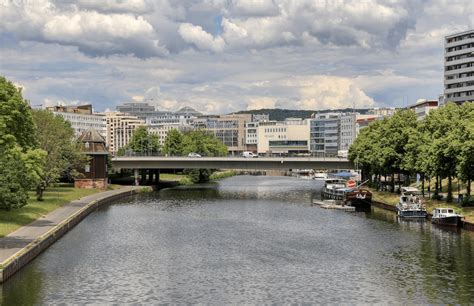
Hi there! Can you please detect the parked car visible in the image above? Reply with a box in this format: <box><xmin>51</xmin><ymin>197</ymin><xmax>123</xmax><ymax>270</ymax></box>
<box><xmin>187</xmin><ymin>152</ymin><xmax>201</xmax><ymax>158</ymax></box>
<box><xmin>242</xmin><ymin>151</ymin><xmax>258</xmax><ymax>158</ymax></box>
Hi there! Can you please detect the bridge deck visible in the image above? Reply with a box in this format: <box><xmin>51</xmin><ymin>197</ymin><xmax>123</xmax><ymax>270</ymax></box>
<box><xmin>112</xmin><ymin>157</ymin><xmax>353</xmax><ymax>170</ymax></box>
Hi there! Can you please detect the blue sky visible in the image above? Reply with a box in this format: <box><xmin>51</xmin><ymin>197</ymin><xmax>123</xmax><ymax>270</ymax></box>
<box><xmin>1</xmin><ymin>0</ymin><xmax>473</xmax><ymax>113</ymax></box>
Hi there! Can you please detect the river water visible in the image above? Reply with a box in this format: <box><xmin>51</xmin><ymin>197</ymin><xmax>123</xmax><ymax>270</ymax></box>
<box><xmin>2</xmin><ymin>176</ymin><xmax>474</xmax><ymax>304</ymax></box>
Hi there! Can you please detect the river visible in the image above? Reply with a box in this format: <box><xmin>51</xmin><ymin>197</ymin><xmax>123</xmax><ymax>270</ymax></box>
<box><xmin>2</xmin><ymin>176</ymin><xmax>474</xmax><ymax>304</ymax></box>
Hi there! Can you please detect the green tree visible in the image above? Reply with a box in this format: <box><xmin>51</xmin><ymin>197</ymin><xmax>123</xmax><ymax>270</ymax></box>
<box><xmin>32</xmin><ymin>110</ymin><xmax>86</xmax><ymax>200</ymax></box>
<box><xmin>182</xmin><ymin>130</ymin><xmax>228</xmax><ymax>157</ymax></box>
<box><xmin>162</xmin><ymin>128</ymin><xmax>184</xmax><ymax>156</ymax></box>
<box><xmin>0</xmin><ymin>77</ymin><xmax>46</xmax><ymax>209</ymax></box>
<box><xmin>0</xmin><ymin>76</ymin><xmax>37</xmax><ymax>149</ymax></box>
<box><xmin>423</xmin><ymin>103</ymin><xmax>463</xmax><ymax>202</ymax></box>
<box><xmin>0</xmin><ymin>129</ymin><xmax>45</xmax><ymax>210</ymax></box>
<box><xmin>123</xmin><ymin>126</ymin><xmax>160</xmax><ymax>155</ymax></box>
<box><xmin>456</xmin><ymin>102</ymin><xmax>474</xmax><ymax>197</ymax></box>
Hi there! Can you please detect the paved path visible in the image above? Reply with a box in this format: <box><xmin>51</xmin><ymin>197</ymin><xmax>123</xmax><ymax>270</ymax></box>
<box><xmin>0</xmin><ymin>186</ymin><xmax>143</xmax><ymax>265</ymax></box>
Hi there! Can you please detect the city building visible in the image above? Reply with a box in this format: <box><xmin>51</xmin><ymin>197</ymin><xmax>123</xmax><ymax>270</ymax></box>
<box><xmin>245</xmin><ymin>121</ymin><xmax>259</xmax><ymax>152</ymax></box>
<box><xmin>444</xmin><ymin>29</ymin><xmax>474</xmax><ymax>104</ymax></box>
<box><xmin>408</xmin><ymin>99</ymin><xmax>438</xmax><ymax>120</ymax></box>
<box><xmin>244</xmin><ymin>114</ymin><xmax>270</xmax><ymax>152</ymax></box>
<box><xmin>355</xmin><ymin>114</ymin><xmax>380</xmax><ymax>134</ymax></box>
<box><xmin>116</xmin><ymin>102</ymin><xmax>157</xmax><ymax>120</ymax></box>
<box><xmin>257</xmin><ymin>118</ymin><xmax>310</xmax><ymax>155</ymax></box>
<box><xmin>193</xmin><ymin>114</ymin><xmax>252</xmax><ymax>155</ymax></box>
<box><xmin>339</xmin><ymin>113</ymin><xmax>357</xmax><ymax>152</ymax></box>
<box><xmin>105</xmin><ymin>112</ymin><xmax>145</xmax><ymax>155</ymax></box>
<box><xmin>310</xmin><ymin>113</ymin><xmax>341</xmax><ymax>157</ymax></box>
<box><xmin>367</xmin><ymin>107</ymin><xmax>397</xmax><ymax>117</ymax></box>
<box><xmin>47</xmin><ymin>104</ymin><xmax>107</xmax><ymax>139</ymax></box>
<box><xmin>175</xmin><ymin>106</ymin><xmax>202</xmax><ymax>117</ymax></box>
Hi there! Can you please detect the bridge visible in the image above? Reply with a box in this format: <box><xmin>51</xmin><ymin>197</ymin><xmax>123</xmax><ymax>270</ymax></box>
<box><xmin>111</xmin><ymin>156</ymin><xmax>354</xmax><ymax>185</ymax></box>
<box><xmin>112</xmin><ymin>156</ymin><xmax>353</xmax><ymax>171</ymax></box>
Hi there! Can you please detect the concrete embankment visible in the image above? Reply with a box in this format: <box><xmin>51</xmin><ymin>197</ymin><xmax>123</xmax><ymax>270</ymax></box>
<box><xmin>0</xmin><ymin>185</ymin><xmax>153</xmax><ymax>283</ymax></box>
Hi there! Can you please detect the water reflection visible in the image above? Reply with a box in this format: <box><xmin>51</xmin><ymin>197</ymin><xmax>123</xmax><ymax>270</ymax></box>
<box><xmin>2</xmin><ymin>176</ymin><xmax>474</xmax><ymax>304</ymax></box>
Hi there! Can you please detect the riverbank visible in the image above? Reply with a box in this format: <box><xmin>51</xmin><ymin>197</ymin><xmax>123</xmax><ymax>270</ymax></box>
<box><xmin>0</xmin><ymin>185</ymin><xmax>152</xmax><ymax>283</ymax></box>
<box><xmin>370</xmin><ymin>188</ymin><xmax>474</xmax><ymax>226</ymax></box>
<box><xmin>160</xmin><ymin>170</ymin><xmax>237</xmax><ymax>185</ymax></box>
<box><xmin>0</xmin><ymin>184</ymin><xmax>121</xmax><ymax>238</ymax></box>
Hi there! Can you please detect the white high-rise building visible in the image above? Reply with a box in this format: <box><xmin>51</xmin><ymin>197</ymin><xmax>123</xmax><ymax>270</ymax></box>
<box><xmin>47</xmin><ymin>104</ymin><xmax>107</xmax><ymax>139</ymax></box>
<box><xmin>444</xmin><ymin>29</ymin><xmax>474</xmax><ymax>104</ymax></box>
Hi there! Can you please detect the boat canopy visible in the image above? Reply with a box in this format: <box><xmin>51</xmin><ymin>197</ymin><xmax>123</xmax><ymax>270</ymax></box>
<box><xmin>331</xmin><ymin>171</ymin><xmax>356</xmax><ymax>178</ymax></box>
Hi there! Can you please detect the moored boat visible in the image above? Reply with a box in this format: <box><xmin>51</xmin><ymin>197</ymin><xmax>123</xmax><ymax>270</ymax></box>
<box><xmin>396</xmin><ymin>187</ymin><xmax>428</xmax><ymax>218</ymax></box>
<box><xmin>321</xmin><ymin>179</ymin><xmax>372</xmax><ymax>206</ymax></box>
<box><xmin>431</xmin><ymin>208</ymin><xmax>463</xmax><ymax>227</ymax></box>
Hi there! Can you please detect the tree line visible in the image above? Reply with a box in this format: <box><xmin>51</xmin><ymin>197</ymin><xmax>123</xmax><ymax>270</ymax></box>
<box><xmin>349</xmin><ymin>102</ymin><xmax>474</xmax><ymax>203</ymax></box>
<box><xmin>0</xmin><ymin>76</ymin><xmax>86</xmax><ymax>209</ymax></box>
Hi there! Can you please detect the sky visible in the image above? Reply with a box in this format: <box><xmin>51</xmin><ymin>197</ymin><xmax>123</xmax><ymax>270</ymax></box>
<box><xmin>0</xmin><ymin>0</ymin><xmax>473</xmax><ymax>114</ymax></box>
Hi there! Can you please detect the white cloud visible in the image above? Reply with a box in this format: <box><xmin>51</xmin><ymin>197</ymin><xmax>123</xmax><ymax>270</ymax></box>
<box><xmin>283</xmin><ymin>76</ymin><xmax>376</xmax><ymax>110</ymax></box>
<box><xmin>178</xmin><ymin>23</ymin><xmax>225</xmax><ymax>52</ymax></box>
<box><xmin>0</xmin><ymin>0</ymin><xmax>167</xmax><ymax>57</ymax></box>
<box><xmin>247</xmin><ymin>97</ymin><xmax>276</xmax><ymax>110</ymax></box>
<box><xmin>76</xmin><ymin>0</ymin><xmax>149</xmax><ymax>14</ymax></box>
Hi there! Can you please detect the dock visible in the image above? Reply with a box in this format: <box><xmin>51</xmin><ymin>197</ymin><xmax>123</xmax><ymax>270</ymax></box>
<box><xmin>312</xmin><ymin>199</ymin><xmax>356</xmax><ymax>211</ymax></box>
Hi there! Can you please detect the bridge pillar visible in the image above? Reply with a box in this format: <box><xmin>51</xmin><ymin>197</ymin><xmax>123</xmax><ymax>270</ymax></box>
<box><xmin>134</xmin><ymin>169</ymin><xmax>139</xmax><ymax>186</ymax></box>
<box><xmin>140</xmin><ymin>169</ymin><xmax>147</xmax><ymax>185</ymax></box>
<box><xmin>147</xmin><ymin>169</ymin><xmax>153</xmax><ymax>184</ymax></box>
<box><xmin>154</xmin><ymin>170</ymin><xmax>160</xmax><ymax>184</ymax></box>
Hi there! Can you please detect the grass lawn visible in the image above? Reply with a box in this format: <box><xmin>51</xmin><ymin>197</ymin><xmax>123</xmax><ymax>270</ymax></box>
<box><xmin>0</xmin><ymin>184</ymin><xmax>113</xmax><ymax>238</ymax></box>
<box><xmin>160</xmin><ymin>171</ymin><xmax>237</xmax><ymax>185</ymax></box>
<box><xmin>160</xmin><ymin>173</ymin><xmax>193</xmax><ymax>185</ymax></box>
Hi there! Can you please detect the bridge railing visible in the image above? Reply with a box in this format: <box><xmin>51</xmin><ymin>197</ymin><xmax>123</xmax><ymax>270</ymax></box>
<box><xmin>115</xmin><ymin>151</ymin><xmax>347</xmax><ymax>159</ymax></box>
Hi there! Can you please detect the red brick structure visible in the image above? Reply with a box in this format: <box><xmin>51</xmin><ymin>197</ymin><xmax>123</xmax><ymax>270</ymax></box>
<box><xmin>74</xmin><ymin>128</ymin><xmax>109</xmax><ymax>189</ymax></box>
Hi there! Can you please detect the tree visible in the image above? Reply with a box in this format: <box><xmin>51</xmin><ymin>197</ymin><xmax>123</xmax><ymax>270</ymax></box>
<box><xmin>181</xmin><ymin>130</ymin><xmax>228</xmax><ymax>157</ymax></box>
<box><xmin>32</xmin><ymin>110</ymin><xmax>86</xmax><ymax>200</ymax></box>
<box><xmin>0</xmin><ymin>76</ymin><xmax>46</xmax><ymax>209</ymax></box>
<box><xmin>456</xmin><ymin>102</ymin><xmax>474</xmax><ymax>197</ymax></box>
<box><xmin>122</xmin><ymin>126</ymin><xmax>160</xmax><ymax>155</ymax></box>
<box><xmin>0</xmin><ymin>76</ymin><xmax>37</xmax><ymax>149</ymax></box>
<box><xmin>162</xmin><ymin>128</ymin><xmax>184</xmax><ymax>156</ymax></box>
<box><xmin>0</xmin><ymin>127</ymin><xmax>45</xmax><ymax>210</ymax></box>
<box><xmin>162</xmin><ymin>129</ymin><xmax>228</xmax><ymax>183</ymax></box>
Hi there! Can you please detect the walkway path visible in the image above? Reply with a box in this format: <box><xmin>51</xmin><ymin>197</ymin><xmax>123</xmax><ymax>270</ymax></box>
<box><xmin>0</xmin><ymin>186</ymin><xmax>145</xmax><ymax>267</ymax></box>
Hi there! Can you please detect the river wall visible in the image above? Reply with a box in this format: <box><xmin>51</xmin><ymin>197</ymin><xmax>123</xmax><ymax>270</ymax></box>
<box><xmin>0</xmin><ymin>186</ymin><xmax>154</xmax><ymax>283</ymax></box>
<box><xmin>371</xmin><ymin>200</ymin><xmax>474</xmax><ymax>231</ymax></box>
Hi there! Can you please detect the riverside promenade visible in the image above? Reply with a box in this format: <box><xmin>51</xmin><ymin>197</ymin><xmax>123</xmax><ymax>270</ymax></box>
<box><xmin>0</xmin><ymin>186</ymin><xmax>150</xmax><ymax>283</ymax></box>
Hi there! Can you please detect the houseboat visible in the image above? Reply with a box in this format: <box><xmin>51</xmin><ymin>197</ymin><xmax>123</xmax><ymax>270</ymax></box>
<box><xmin>321</xmin><ymin>179</ymin><xmax>372</xmax><ymax>205</ymax></box>
<box><xmin>396</xmin><ymin>187</ymin><xmax>428</xmax><ymax>218</ymax></box>
<box><xmin>431</xmin><ymin>208</ymin><xmax>463</xmax><ymax>227</ymax></box>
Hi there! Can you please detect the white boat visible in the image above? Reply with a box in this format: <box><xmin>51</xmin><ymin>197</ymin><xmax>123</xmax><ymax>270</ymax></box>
<box><xmin>396</xmin><ymin>187</ymin><xmax>428</xmax><ymax>218</ymax></box>
<box><xmin>313</xmin><ymin>172</ymin><xmax>328</xmax><ymax>181</ymax></box>
<box><xmin>431</xmin><ymin>208</ymin><xmax>463</xmax><ymax>227</ymax></box>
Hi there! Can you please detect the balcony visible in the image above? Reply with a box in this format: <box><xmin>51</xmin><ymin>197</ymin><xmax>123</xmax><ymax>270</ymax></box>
<box><xmin>445</xmin><ymin>76</ymin><xmax>474</xmax><ymax>87</ymax></box>
<box><xmin>445</xmin><ymin>37</ymin><xmax>474</xmax><ymax>49</ymax></box>
<box><xmin>445</xmin><ymin>56</ymin><xmax>474</xmax><ymax>67</ymax></box>
<box><xmin>445</xmin><ymin>84</ymin><xmax>474</xmax><ymax>94</ymax></box>
<box><xmin>445</xmin><ymin>46</ymin><xmax>474</xmax><ymax>57</ymax></box>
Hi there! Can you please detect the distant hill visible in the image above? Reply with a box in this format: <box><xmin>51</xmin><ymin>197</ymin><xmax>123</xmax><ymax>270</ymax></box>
<box><xmin>232</xmin><ymin>108</ymin><xmax>370</xmax><ymax>121</ymax></box>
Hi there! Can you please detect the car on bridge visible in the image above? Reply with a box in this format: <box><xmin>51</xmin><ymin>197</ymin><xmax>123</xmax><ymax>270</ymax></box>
<box><xmin>187</xmin><ymin>152</ymin><xmax>201</xmax><ymax>158</ymax></box>
<box><xmin>242</xmin><ymin>151</ymin><xmax>258</xmax><ymax>158</ymax></box>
